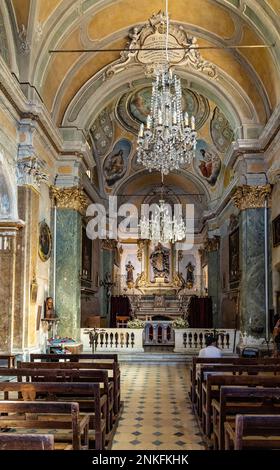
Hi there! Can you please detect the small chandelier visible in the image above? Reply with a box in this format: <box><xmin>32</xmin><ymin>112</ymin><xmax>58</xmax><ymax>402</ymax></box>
<box><xmin>139</xmin><ymin>183</ymin><xmax>186</xmax><ymax>244</ymax></box>
<box><xmin>136</xmin><ymin>2</ymin><xmax>197</xmax><ymax>175</ymax></box>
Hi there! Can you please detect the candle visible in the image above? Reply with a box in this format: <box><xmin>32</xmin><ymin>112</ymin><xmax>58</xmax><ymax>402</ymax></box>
<box><xmin>191</xmin><ymin>116</ymin><xmax>195</xmax><ymax>130</ymax></box>
<box><xmin>184</xmin><ymin>112</ymin><xmax>189</xmax><ymax>127</ymax></box>
<box><xmin>172</xmin><ymin>111</ymin><xmax>177</xmax><ymax>124</ymax></box>
<box><xmin>158</xmin><ymin>110</ymin><xmax>163</xmax><ymax>125</ymax></box>
<box><xmin>146</xmin><ymin>115</ymin><xmax>151</xmax><ymax>129</ymax></box>
<box><xmin>139</xmin><ymin>123</ymin><xmax>144</xmax><ymax>137</ymax></box>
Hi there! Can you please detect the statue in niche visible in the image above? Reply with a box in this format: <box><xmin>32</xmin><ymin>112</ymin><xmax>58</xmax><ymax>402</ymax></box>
<box><xmin>150</xmin><ymin>243</ymin><xmax>170</xmax><ymax>280</ymax></box>
<box><xmin>125</xmin><ymin>260</ymin><xmax>135</xmax><ymax>287</ymax></box>
<box><xmin>45</xmin><ymin>297</ymin><xmax>56</xmax><ymax>320</ymax></box>
<box><xmin>185</xmin><ymin>262</ymin><xmax>195</xmax><ymax>289</ymax></box>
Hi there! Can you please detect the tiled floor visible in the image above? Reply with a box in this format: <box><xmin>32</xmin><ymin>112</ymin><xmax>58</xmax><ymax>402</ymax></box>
<box><xmin>112</xmin><ymin>363</ymin><xmax>205</xmax><ymax>450</ymax></box>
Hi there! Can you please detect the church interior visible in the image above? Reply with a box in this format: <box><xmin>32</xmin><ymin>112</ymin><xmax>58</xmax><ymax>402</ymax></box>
<box><xmin>0</xmin><ymin>0</ymin><xmax>280</xmax><ymax>453</ymax></box>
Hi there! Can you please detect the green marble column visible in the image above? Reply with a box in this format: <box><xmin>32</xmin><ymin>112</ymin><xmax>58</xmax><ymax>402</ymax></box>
<box><xmin>50</xmin><ymin>186</ymin><xmax>88</xmax><ymax>341</ymax></box>
<box><xmin>234</xmin><ymin>185</ymin><xmax>272</xmax><ymax>341</ymax></box>
<box><xmin>100</xmin><ymin>242</ymin><xmax>115</xmax><ymax>325</ymax></box>
<box><xmin>239</xmin><ymin>208</ymin><xmax>272</xmax><ymax>337</ymax></box>
<box><xmin>55</xmin><ymin>209</ymin><xmax>82</xmax><ymax>339</ymax></box>
<box><xmin>206</xmin><ymin>237</ymin><xmax>220</xmax><ymax>328</ymax></box>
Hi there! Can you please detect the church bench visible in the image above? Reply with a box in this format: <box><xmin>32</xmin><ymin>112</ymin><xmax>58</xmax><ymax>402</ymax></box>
<box><xmin>0</xmin><ymin>433</ymin><xmax>54</xmax><ymax>450</ymax></box>
<box><xmin>0</xmin><ymin>355</ymin><xmax>16</xmax><ymax>369</ymax></box>
<box><xmin>0</xmin><ymin>401</ymin><xmax>89</xmax><ymax>450</ymax></box>
<box><xmin>202</xmin><ymin>374</ymin><xmax>280</xmax><ymax>438</ymax></box>
<box><xmin>0</xmin><ymin>382</ymin><xmax>106</xmax><ymax>450</ymax></box>
<box><xmin>190</xmin><ymin>357</ymin><xmax>280</xmax><ymax>405</ymax></box>
<box><xmin>1</xmin><ymin>366</ymin><xmax>114</xmax><ymax>435</ymax></box>
<box><xmin>212</xmin><ymin>386</ymin><xmax>280</xmax><ymax>450</ymax></box>
<box><xmin>20</xmin><ymin>360</ymin><xmax>120</xmax><ymax>415</ymax></box>
<box><xmin>196</xmin><ymin>364</ymin><xmax>280</xmax><ymax>418</ymax></box>
<box><xmin>30</xmin><ymin>353</ymin><xmax>119</xmax><ymax>363</ymax></box>
<box><xmin>224</xmin><ymin>414</ymin><xmax>280</xmax><ymax>450</ymax></box>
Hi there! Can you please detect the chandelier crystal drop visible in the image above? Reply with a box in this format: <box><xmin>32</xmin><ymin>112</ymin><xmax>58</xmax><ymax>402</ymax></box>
<box><xmin>139</xmin><ymin>197</ymin><xmax>186</xmax><ymax>244</ymax></box>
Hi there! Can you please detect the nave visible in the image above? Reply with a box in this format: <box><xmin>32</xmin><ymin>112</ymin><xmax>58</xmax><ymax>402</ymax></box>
<box><xmin>112</xmin><ymin>363</ymin><xmax>204</xmax><ymax>450</ymax></box>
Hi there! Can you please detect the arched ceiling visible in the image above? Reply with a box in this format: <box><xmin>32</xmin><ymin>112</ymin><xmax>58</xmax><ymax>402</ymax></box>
<box><xmin>3</xmin><ymin>0</ymin><xmax>280</xmax><ymax>211</ymax></box>
<box><xmin>8</xmin><ymin>0</ymin><xmax>280</xmax><ymax>130</ymax></box>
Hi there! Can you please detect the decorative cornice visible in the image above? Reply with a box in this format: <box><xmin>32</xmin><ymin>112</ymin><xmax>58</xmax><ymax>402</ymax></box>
<box><xmin>204</xmin><ymin>236</ymin><xmax>220</xmax><ymax>252</ymax></box>
<box><xmin>101</xmin><ymin>239</ymin><xmax>118</xmax><ymax>250</ymax></box>
<box><xmin>49</xmin><ymin>186</ymin><xmax>88</xmax><ymax>213</ymax></box>
<box><xmin>233</xmin><ymin>185</ymin><xmax>272</xmax><ymax>210</ymax></box>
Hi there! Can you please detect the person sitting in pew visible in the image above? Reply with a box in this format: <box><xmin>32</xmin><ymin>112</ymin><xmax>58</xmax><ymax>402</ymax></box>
<box><xmin>199</xmin><ymin>334</ymin><xmax>222</xmax><ymax>358</ymax></box>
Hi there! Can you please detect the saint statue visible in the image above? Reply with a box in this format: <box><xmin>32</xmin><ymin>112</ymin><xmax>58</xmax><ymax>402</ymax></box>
<box><xmin>45</xmin><ymin>297</ymin><xmax>56</xmax><ymax>319</ymax></box>
<box><xmin>185</xmin><ymin>262</ymin><xmax>195</xmax><ymax>288</ymax></box>
<box><xmin>150</xmin><ymin>243</ymin><xmax>170</xmax><ymax>280</ymax></box>
<box><xmin>125</xmin><ymin>260</ymin><xmax>135</xmax><ymax>287</ymax></box>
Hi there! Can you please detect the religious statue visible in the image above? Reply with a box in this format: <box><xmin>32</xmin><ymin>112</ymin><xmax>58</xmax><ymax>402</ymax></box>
<box><xmin>44</xmin><ymin>297</ymin><xmax>56</xmax><ymax>319</ymax></box>
<box><xmin>185</xmin><ymin>262</ymin><xmax>195</xmax><ymax>289</ymax></box>
<box><xmin>125</xmin><ymin>260</ymin><xmax>135</xmax><ymax>287</ymax></box>
<box><xmin>150</xmin><ymin>243</ymin><xmax>170</xmax><ymax>280</ymax></box>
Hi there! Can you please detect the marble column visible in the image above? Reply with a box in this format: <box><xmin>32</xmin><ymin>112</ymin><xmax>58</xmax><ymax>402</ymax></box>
<box><xmin>0</xmin><ymin>221</ymin><xmax>24</xmax><ymax>353</ymax></box>
<box><xmin>205</xmin><ymin>237</ymin><xmax>220</xmax><ymax>328</ymax></box>
<box><xmin>100</xmin><ymin>240</ymin><xmax>116</xmax><ymax>325</ymax></box>
<box><xmin>233</xmin><ymin>185</ymin><xmax>272</xmax><ymax>344</ymax></box>
<box><xmin>50</xmin><ymin>187</ymin><xmax>88</xmax><ymax>340</ymax></box>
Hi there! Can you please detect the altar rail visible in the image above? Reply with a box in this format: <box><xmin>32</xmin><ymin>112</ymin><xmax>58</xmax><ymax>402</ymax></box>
<box><xmin>174</xmin><ymin>328</ymin><xmax>240</xmax><ymax>354</ymax></box>
<box><xmin>80</xmin><ymin>328</ymin><xmax>144</xmax><ymax>352</ymax></box>
<box><xmin>81</xmin><ymin>328</ymin><xmax>239</xmax><ymax>354</ymax></box>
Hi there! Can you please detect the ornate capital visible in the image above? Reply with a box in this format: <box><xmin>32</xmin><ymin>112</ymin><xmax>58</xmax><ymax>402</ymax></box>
<box><xmin>204</xmin><ymin>236</ymin><xmax>220</xmax><ymax>252</ymax></box>
<box><xmin>233</xmin><ymin>185</ymin><xmax>272</xmax><ymax>210</ymax></box>
<box><xmin>101</xmin><ymin>239</ymin><xmax>118</xmax><ymax>251</ymax></box>
<box><xmin>50</xmin><ymin>186</ymin><xmax>88</xmax><ymax>213</ymax></box>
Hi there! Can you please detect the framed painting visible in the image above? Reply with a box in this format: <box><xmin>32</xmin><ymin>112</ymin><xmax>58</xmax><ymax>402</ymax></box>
<box><xmin>38</xmin><ymin>221</ymin><xmax>52</xmax><ymax>262</ymax></box>
<box><xmin>272</xmin><ymin>214</ymin><xmax>280</xmax><ymax>247</ymax></box>
<box><xmin>229</xmin><ymin>227</ymin><xmax>240</xmax><ymax>285</ymax></box>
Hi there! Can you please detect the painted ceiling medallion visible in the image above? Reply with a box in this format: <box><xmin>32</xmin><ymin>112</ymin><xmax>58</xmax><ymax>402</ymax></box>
<box><xmin>116</xmin><ymin>85</ymin><xmax>210</xmax><ymax>135</ymax></box>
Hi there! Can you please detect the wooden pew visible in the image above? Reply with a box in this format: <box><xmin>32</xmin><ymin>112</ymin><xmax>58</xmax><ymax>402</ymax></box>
<box><xmin>225</xmin><ymin>414</ymin><xmax>280</xmax><ymax>450</ymax></box>
<box><xmin>0</xmin><ymin>382</ymin><xmax>106</xmax><ymax>450</ymax></box>
<box><xmin>0</xmin><ymin>433</ymin><xmax>54</xmax><ymax>450</ymax></box>
<box><xmin>202</xmin><ymin>375</ymin><xmax>280</xmax><ymax>438</ymax></box>
<box><xmin>30</xmin><ymin>354</ymin><xmax>121</xmax><ymax>413</ymax></box>
<box><xmin>20</xmin><ymin>360</ymin><xmax>120</xmax><ymax>415</ymax></box>
<box><xmin>196</xmin><ymin>364</ymin><xmax>280</xmax><ymax>417</ymax></box>
<box><xmin>5</xmin><ymin>366</ymin><xmax>114</xmax><ymax>434</ymax></box>
<box><xmin>190</xmin><ymin>357</ymin><xmax>280</xmax><ymax>404</ymax></box>
<box><xmin>212</xmin><ymin>386</ymin><xmax>280</xmax><ymax>450</ymax></box>
<box><xmin>0</xmin><ymin>355</ymin><xmax>16</xmax><ymax>368</ymax></box>
<box><xmin>0</xmin><ymin>401</ymin><xmax>89</xmax><ymax>450</ymax></box>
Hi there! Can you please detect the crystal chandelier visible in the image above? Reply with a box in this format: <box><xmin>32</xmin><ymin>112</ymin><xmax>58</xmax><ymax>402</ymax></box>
<box><xmin>136</xmin><ymin>1</ymin><xmax>197</xmax><ymax>175</ymax></box>
<box><xmin>139</xmin><ymin>183</ymin><xmax>186</xmax><ymax>243</ymax></box>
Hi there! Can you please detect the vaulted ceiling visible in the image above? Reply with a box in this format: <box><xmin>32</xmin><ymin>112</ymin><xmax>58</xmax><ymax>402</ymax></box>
<box><xmin>1</xmin><ymin>0</ymin><xmax>280</xmax><ymax>205</ymax></box>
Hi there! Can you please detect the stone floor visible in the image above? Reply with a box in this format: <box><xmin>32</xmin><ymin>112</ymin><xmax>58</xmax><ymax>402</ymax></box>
<box><xmin>112</xmin><ymin>363</ymin><xmax>205</xmax><ymax>450</ymax></box>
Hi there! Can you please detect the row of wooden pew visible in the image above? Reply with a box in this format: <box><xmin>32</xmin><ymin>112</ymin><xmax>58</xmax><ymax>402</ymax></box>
<box><xmin>0</xmin><ymin>353</ymin><xmax>122</xmax><ymax>451</ymax></box>
<box><xmin>190</xmin><ymin>356</ymin><xmax>280</xmax><ymax>450</ymax></box>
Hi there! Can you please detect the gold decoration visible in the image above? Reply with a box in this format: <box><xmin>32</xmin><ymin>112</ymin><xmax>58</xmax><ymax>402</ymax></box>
<box><xmin>173</xmin><ymin>271</ymin><xmax>184</xmax><ymax>288</ymax></box>
<box><xmin>101</xmin><ymin>239</ymin><xmax>118</xmax><ymax>250</ymax></box>
<box><xmin>204</xmin><ymin>236</ymin><xmax>220</xmax><ymax>252</ymax></box>
<box><xmin>135</xmin><ymin>271</ymin><xmax>147</xmax><ymax>288</ymax></box>
<box><xmin>137</xmin><ymin>239</ymin><xmax>145</xmax><ymax>261</ymax></box>
<box><xmin>50</xmin><ymin>186</ymin><xmax>88</xmax><ymax>213</ymax></box>
<box><xmin>233</xmin><ymin>185</ymin><xmax>272</xmax><ymax>210</ymax></box>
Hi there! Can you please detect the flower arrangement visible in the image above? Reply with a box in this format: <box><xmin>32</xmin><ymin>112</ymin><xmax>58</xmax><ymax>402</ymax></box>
<box><xmin>172</xmin><ymin>318</ymin><xmax>189</xmax><ymax>329</ymax></box>
<box><xmin>127</xmin><ymin>319</ymin><xmax>145</xmax><ymax>329</ymax></box>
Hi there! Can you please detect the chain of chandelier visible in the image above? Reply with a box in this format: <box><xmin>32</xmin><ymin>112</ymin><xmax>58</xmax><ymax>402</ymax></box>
<box><xmin>137</xmin><ymin>0</ymin><xmax>196</xmax><ymax>243</ymax></box>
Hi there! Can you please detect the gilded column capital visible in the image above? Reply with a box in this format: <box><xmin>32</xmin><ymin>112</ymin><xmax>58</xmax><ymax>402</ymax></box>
<box><xmin>204</xmin><ymin>236</ymin><xmax>220</xmax><ymax>252</ymax></box>
<box><xmin>233</xmin><ymin>185</ymin><xmax>272</xmax><ymax>210</ymax></box>
<box><xmin>50</xmin><ymin>186</ymin><xmax>88</xmax><ymax>214</ymax></box>
<box><xmin>101</xmin><ymin>239</ymin><xmax>118</xmax><ymax>250</ymax></box>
